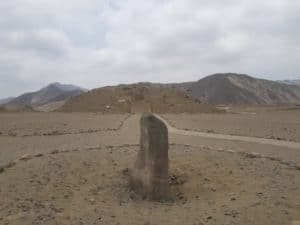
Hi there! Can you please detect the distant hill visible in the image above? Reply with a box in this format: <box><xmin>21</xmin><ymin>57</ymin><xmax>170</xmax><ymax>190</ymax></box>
<box><xmin>278</xmin><ymin>79</ymin><xmax>300</xmax><ymax>86</ymax></box>
<box><xmin>3</xmin><ymin>83</ymin><xmax>86</xmax><ymax>111</ymax></box>
<box><xmin>58</xmin><ymin>83</ymin><xmax>221</xmax><ymax>113</ymax></box>
<box><xmin>173</xmin><ymin>73</ymin><xmax>300</xmax><ymax>105</ymax></box>
<box><xmin>0</xmin><ymin>97</ymin><xmax>15</xmax><ymax>105</ymax></box>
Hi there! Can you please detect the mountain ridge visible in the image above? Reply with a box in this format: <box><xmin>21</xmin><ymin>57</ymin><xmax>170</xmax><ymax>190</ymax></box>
<box><xmin>173</xmin><ymin>73</ymin><xmax>300</xmax><ymax>105</ymax></box>
<box><xmin>2</xmin><ymin>74</ymin><xmax>300</xmax><ymax>112</ymax></box>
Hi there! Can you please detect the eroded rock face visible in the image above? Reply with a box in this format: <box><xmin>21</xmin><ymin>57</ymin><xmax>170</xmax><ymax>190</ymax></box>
<box><xmin>131</xmin><ymin>113</ymin><xmax>169</xmax><ymax>200</ymax></box>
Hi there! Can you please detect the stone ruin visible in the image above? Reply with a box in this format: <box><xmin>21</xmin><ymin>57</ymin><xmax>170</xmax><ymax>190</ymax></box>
<box><xmin>130</xmin><ymin>113</ymin><xmax>169</xmax><ymax>200</ymax></box>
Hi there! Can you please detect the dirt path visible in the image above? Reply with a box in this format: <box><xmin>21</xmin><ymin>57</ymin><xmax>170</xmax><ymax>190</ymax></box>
<box><xmin>155</xmin><ymin>114</ymin><xmax>300</xmax><ymax>150</ymax></box>
<box><xmin>118</xmin><ymin>114</ymin><xmax>300</xmax><ymax>163</ymax></box>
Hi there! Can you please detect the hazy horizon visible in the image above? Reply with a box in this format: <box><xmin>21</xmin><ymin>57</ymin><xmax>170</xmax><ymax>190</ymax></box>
<box><xmin>1</xmin><ymin>0</ymin><xmax>300</xmax><ymax>98</ymax></box>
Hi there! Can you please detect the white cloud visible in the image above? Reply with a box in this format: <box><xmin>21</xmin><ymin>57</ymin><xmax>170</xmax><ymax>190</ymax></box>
<box><xmin>0</xmin><ymin>0</ymin><xmax>299</xmax><ymax>97</ymax></box>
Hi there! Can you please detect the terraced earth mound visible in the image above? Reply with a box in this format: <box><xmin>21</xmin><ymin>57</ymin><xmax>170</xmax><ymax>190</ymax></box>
<box><xmin>58</xmin><ymin>83</ymin><xmax>221</xmax><ymax>113</ymax></box>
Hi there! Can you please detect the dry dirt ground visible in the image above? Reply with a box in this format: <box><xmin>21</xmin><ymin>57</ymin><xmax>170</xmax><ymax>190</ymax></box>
<box><xmin>0</xmin><ymin>111</ymin><xmax>299</xmax><ymax>225</ymax></box>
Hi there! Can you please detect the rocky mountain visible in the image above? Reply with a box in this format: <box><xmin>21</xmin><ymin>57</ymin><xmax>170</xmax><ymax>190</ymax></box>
<box><xmin>173</xmin><ymin>73</ymin><xmax>300</xmax><ymax>105</ymax></box>
<box><xmin>5</xmin><ymin>83</ymin><xmax>86</xmax><ymax>108</ymax></box>
<box><xmin>58</xmin><ymin>83</ymin><xmax>221</xmax><ymax>113</ymax></box>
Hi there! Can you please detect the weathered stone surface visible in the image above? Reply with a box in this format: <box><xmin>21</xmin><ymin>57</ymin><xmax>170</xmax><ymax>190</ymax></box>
<box><xmin>131</xmin><ymin>113</ymin><xmax>169</xmax><ymax>200</ymax></box>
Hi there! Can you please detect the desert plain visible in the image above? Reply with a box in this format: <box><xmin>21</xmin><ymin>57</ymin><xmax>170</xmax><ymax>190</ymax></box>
<box><xmin>0</xmin><ymin>106</ymin><xmax>300</xmax><ymax>225</ymax></box>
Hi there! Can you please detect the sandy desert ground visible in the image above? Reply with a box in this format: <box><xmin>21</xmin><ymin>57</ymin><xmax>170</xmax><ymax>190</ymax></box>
<box><xmin>0</xmin><ymin>108</ymin><xmax>299</xmax><ymax>225</ymax></box>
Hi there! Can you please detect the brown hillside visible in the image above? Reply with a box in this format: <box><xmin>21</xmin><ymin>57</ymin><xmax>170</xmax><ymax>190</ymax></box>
<box><xmin>58</xmin><ymin>83</ymin><xmax>221</xmax><ymax>113</ymax></box>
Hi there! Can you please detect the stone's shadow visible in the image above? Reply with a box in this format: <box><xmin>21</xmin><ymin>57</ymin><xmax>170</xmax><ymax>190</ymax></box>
<box><xmin>121</xmin><ymin>167</ymin><xmax>188</xmax><ymax>203</ymax></box>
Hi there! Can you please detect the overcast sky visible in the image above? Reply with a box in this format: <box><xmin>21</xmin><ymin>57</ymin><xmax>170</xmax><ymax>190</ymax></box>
<box><xmin>0</xmin><ymin>0</ymin><xmax>300</xmax><ymax>98</ymax></box>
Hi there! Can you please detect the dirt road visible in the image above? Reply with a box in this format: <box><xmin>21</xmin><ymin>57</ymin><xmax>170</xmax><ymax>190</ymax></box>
<box><xmin>156</xmin><ymin>115</ymin><xmax>300</xmax><ymax>149</ymax></box>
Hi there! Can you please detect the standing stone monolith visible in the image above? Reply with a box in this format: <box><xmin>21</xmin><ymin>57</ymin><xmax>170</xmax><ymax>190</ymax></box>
<box><xmin>130</xmin><ymin>113</ymin><xmax>169</xmax><ymax>200</ymax></box>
